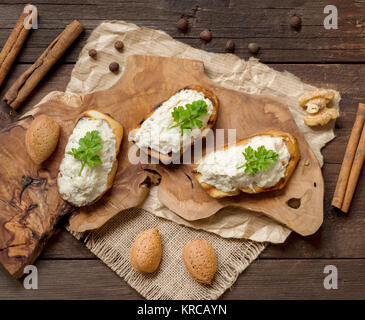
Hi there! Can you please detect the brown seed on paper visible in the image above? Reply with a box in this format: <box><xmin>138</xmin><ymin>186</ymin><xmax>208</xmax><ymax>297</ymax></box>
<box><xmin>88</xmin><ymin>49</ymin><xmax>97</xmax><ymax>58</ymax></box>
<box><xmin>109</xmin><ymin>62</ymin><xmax>119</xmax><ymax>73</ymax></box>
<box><xmin>114</xmin><ymin>40</ymin><xmax>124</xmax><ymax>51</ymax></box>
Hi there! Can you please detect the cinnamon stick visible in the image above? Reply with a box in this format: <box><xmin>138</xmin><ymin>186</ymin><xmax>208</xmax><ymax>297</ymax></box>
<box><xmin>3</xmin><ymin>20</ymin><xmax>84</xmax><ymax>110</ymax></box>
<box><xmin>341</xmin><ymin>124</ymin><xmax>365</xmax><ymax>212</ymax></box>
<box><xmin>0</xmin><ymin>4</ymin><xmax>32</xmax><ymax>88</ymax></box>
<box><xmin>332</xmin><ymin>103</ymin><xmax>365</xmax><ymax>211</ymax></box>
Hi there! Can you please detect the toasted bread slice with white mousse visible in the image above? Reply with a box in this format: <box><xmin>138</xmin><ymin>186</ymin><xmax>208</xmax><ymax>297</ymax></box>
<box><xmin>129</xmin><ymin>85</ymin><xmax>218</xmax><ymax>162</ymax></box>
<box><xmin>193</xmin><ymin>130</ymin><xmax>300</xmax><ymax>199</ymax></box>
<box><xmin>57</xmin><ymin>110</ymin><xmax>123</xmax><ymax>207</ymax></box>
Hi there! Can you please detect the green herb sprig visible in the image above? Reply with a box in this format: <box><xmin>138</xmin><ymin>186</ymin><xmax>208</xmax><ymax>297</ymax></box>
<box><xmin>168</xmin><ymin>100</ymin><xmax>208</xmax><ymax>136</ymax></box>
<box><xmin>237</xmin><ymin>145</ymin><xmax>279</xmax><ymax>176</ymax></box>
<box><xmin>67</xmin><ymin>130</ymin><xmax>103</xmax><ymax>176</ymax></box>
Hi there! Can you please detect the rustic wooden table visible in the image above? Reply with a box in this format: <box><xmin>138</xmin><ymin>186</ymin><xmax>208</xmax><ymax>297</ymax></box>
<box><xmin>0</xmin><ymin>0</ymin><xmax>364</xmax><ymax>300</ymax></box>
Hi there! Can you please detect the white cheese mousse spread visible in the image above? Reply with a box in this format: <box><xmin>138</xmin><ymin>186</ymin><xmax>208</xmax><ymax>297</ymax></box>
<box><xmin>196</xmin><ymin>136</ymin><xmax>291</xmax><ymax>193</ymax></box>
<box><xmin>58</xmin><ymin>117</ymin><xmax>116</xmax><ymax>206</ymax></box>
<box><xmin>130</xmin><ymin>89</ymin><xmax>214</xmax><ymax>154</ymax></box>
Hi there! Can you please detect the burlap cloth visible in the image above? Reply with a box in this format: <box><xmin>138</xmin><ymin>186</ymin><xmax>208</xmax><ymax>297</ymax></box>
<box><xmin>60</xmin><ymin>21</ymin><xmax>340</xmax><ymax>300</ymax></box>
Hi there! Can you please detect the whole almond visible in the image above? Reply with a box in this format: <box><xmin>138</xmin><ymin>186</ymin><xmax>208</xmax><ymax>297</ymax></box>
<box><xmin>130</xmin><ymin>228</ymin><xmax>162</xmax><ymax>273</ymax></box>
<box><xmin>25</xmin><ymin>115</ymin><xmax>60</xmax><ymax>165</ymax></box>
<box><xmin>182</xmin><ymin>239</ymin><xmax>217</xmax><ymax>285</ymax></box>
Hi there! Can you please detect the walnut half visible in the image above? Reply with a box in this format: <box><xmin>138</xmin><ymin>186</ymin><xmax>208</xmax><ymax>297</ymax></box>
<box><xmin>304</xmin><ymin>107</ymin><xmax>339</xmax><ymax>127</ymax></box>
<box><xmin>298</xmin><ymin>89</ymin><xmax>338</xmax><ymax>127</ymax></box>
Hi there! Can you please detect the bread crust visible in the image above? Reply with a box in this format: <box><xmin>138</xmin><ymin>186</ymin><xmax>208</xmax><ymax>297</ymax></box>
<box><xmin>129</xmin><ymin>84</ymin><xmax>219</xmax><ymax>162</ymax></box>
<box><xmin>193</xmin><ymin>130</ymin><xmax>300</xmax><ymax>199</ymax></box>
<box><xmin>58</xmin><ymin>110</ymin><xmax>123</xmax><ymax>207</ymax></box>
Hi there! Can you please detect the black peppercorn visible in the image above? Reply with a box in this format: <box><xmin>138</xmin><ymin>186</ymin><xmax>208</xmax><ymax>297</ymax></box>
<box><xmin>200</xmin><ymin>29</ymin><xmax>212</xmax><ymax>42</ymax></box>
<box><xmin>290</xmin><ymin>15</ymin><xmax>302</xmax><ymax>30</ymax></box>
<box><xmin>88</xmin><ymin>49</ymin><xmax>97</xmax><ymax>58</ymax></box>
<box><xmin>114</xmin><ymin>40</ymin><xmax>124</xmax><ymax>51</ymax></box>
<box><xmin>248</xmin><ymin>42</ymin><xmax>260</xmax><ymax>54</ymax></box>
<box><xmin>225</xmin><ymin>40</ymin><xmax>235</xmax><ymax>52</ymax></box>
<box><xmin>109</xmin><ymin>62</ymin><xmax>119</xmax><ymax>73</ymax></box>
<box><xmin>176</xmin><ymin>17</ymin><xmax>188</xmax><ymax>31</ymax></box>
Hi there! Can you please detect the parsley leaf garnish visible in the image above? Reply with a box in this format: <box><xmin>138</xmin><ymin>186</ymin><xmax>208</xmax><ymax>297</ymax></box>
<box><xmin>237</xmin><ymin>145</ymin><xmax>279</xmax><ymax>176</ymax></box>
<box><xmin>168</xmin><ymin>100</ymin><xmax>208</xmax><ymax>136</ymax></box>
<box><xmin>67</xmin><ymin>130</ymin><xmax>103</xmax><ymax>176</ymax></box>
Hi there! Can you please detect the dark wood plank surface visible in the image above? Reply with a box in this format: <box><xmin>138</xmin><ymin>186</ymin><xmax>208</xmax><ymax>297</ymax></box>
<box><xmin>1</xmin><ymin>259</ymin><xmax>364</xmax><ymax>300</ymax></box>
<box><xmin>1</xmin><ymin>0</ymin><xmax>365</xmax><ymax>63</ymax></box>
<box><xmin>0</xmin><ymin>0</ymin><xmax>364</xmax><ymax>299</ymax></box>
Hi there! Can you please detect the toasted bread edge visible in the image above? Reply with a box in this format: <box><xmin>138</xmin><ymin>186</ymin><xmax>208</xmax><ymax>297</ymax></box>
<box><xmin>58</xmin><ymin>109</ymin><xmax>123</xmax><ymax>207</ymax></box>
<box><xmin>130</xmin><ymin>84</ymin><xmax>219</xmax><ymax>162</ymax></box>
<box><xmin>193</xmin><ymin>130</ymin><xmax>300</xmax><ymax>198</ymax></box>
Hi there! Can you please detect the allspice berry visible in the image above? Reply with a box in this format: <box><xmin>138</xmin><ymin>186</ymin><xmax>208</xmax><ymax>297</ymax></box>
<box><xmin>200</xmin><ymin>29</ymin><xmax>212</xmax><ymax>42</ymax></box>
<box><xmin>114</xmin><ymin>40</ymin><xmax>124</xmax><ymax>51</ymax></box>
<box><xmin>176</xmin><ymin>17</ymin><xmax>188</xmax><ymax>31</ymax></box>
<box><xmin>88</xmin><ymin>49</ymin><xmax>97</xmax><ymax>58</ymax></box>
<box><xmin>225</xmin><ymin>40</ymin><xmax>235</xmax><ymax>52</ymax></box>
<box><xmin>290</xmin><ymin>15</ymin><xmax>302</xmax><ymax>29</ymax></box>
<box><xmin>248</xmin><ymin>42</ymin><xmax>260</xmax><ymax>54</ymax></box>
<box><xmin>109</xmin><ymin>62</ymin><xmax>119</xmax><ymax>73</ymax></box>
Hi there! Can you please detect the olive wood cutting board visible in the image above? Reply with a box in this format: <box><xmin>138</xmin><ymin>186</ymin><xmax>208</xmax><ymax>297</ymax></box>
<box><xmin>0</xmin><ymin>55</ymin><xmax>323</xmax><ymax>278</ymax></box>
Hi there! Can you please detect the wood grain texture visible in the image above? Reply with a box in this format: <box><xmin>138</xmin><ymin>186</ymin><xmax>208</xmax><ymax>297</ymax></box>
<box><xmin>0</xmin><ymin>106</ymin><xmax>75</xmax><ymax>278</ymax></box>
<box><xmin>1</xmin><ymin>259</ymin><xmax>364</xmax><ymax>300</ymax></box>
<box><xmin>221</xmin><ymin>259</ymin><xmax>365</xmax><ymax>300</ymax></box>
<box><xmin>1</xmin><ymin>1</ymin><xmax>365</xmax><ymax>63</ymax></box>
<box><xmin>0</xmin><ymin>121</ymin><xmax>72</xmax><ymax>278</ymax></box>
